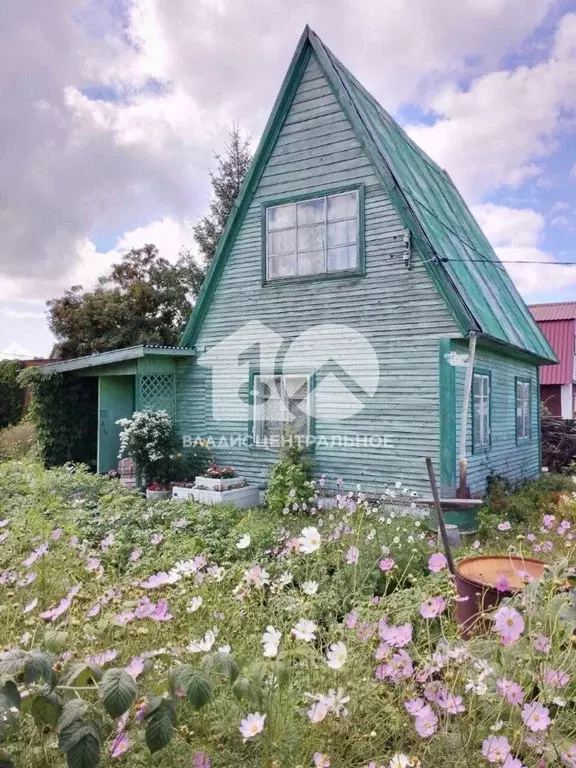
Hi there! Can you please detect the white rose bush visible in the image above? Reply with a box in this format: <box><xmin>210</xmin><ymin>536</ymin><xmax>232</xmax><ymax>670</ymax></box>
<box><xmin>0</xmin><ymin>459</ymin><xmax>574</xmax><ymax>767</ymax></box>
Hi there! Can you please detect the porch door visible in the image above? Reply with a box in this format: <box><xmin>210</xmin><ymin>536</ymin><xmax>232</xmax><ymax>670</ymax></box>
<box><xmin>97</xmin><ymin>376</ymin><xmax>135</xmax><ymax>473</ymax></box>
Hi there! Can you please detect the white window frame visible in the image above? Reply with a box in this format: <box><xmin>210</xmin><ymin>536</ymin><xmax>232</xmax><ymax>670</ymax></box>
<box><xmin>472</xmin><ymin>371</ymin><xmax>491</xmax><ymax>451</ymax></box>
<box><xmin>252</xmin><ymin>373</ymin><xmax>312</xmax><ymax>449</ymax></box>
<box><xmin>516</xmin><ymin>379</ymin><xmax>531</xmax><ymax>441</ymax></box>
<box><xmin>264</xmin><ymin>189</ymin><xmax>360</xmax><ymax>281</ymax></box>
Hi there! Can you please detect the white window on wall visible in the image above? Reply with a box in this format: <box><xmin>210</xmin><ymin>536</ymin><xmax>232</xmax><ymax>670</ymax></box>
<box><xmin>265</xmin><ymin>190</ymin><xmax>359</xmax><ymax>280</ymax></box>
<box><xmin>516</xmin><ymin>380</ymin><xmax>531</xmax><ymax>441</ymax></box>
<box><xmin>253</xmin><ymin>374</ymin><xmax>310</xmax><ymax>447</ymax></box>
<box><xmin>473</xmin><ymin>372</ymin><xmax>490</xmax><ymax>450</ymax></box>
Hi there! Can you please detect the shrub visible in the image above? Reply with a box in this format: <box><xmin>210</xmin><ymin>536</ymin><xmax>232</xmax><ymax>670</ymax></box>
<box><xmin>0</xmin><ymin>422</ymin><xmax>36</xmax><ymax>461</ymax></box>
<box><xmin>0</xmin><ymin>360</ymin><xmax>25</xmax><ymax>429</ymax></box>
<box><xmin>266</xmin><ymin>435</ymin><xmax>315</xmax><ymax>514</ymax></box>
<box><xmin>117</xmin><ymin>410</ymin><xmax>176</xmax><ymax>485</ymax></box>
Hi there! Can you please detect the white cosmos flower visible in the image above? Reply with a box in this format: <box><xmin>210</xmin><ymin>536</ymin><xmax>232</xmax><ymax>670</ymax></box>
<box><xmin>187</xmin><ymin>628</ymin><xmax>219</xmax><ymax>653</ymax></box>
<box><xmin>298</xmin><ymin>526</ymin><xmax>321</xmax><ymax>554</ymax></box>
<box><xmin>326</xmin><ymin>641</ymin><xmax>347</xmax><ymax>670</ymax></box>
<box><xmin>307</xmin><ymin>700</ymin><xmax>329</xmax><ymax>723</ymax></box>
<box><xmin>218</xmin><ymin>645</ymin><xmax>231</xmax><ymax>654</ymax></box>
<box><xmin>291</xmin><ymin>619</ymin><xmax>317</xmax><ymax>642</ymax></box>
<box><xmin>236</xmin><ymin>534</ymin><xmax>251</xmax><ymax>549</ymax></box>
<box><xmin>187</xmin><ymin>596</ymin><xmax>203</xmax><ymax>613</ymax></box>
<box><xmin>302</xmin><ymin>580</ymin><xmax>319</xmax><ymax>595</ymax></box>
<box><xmin>262</xmin><ymin>626</ymin><xmax>281</xmax><ymax>658</ymax></box>
<box><xmin>319</xmin><ymin>687</ymin><xmax>350</xmax><ymax>717</ymax></box>
<box><xmin>23</xmin><ymin>598</ymin><xmax>38</xmax><ymax>613</ymax></box>
<box><xmin>239</xmin><ymin>712</ymin><xmax>266</xmax><ymax>741</ymax></box>
<box><xmin>389</xmin><ymin>755</ymin><xmax>411</xmax><ymax>768</ymax></box>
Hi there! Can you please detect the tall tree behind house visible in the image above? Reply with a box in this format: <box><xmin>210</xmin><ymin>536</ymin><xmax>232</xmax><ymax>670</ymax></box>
<box><xmin>193</xmin><ymin>126</ymin><xmax>252</xmax><ymax>267</ymax></box>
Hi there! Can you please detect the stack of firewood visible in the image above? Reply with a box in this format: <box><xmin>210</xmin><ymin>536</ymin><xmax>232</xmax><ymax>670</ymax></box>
<box><xmin>541</xmin><ymin>414</ymin><xmax>576</xmax><ymax>472</ymax></box>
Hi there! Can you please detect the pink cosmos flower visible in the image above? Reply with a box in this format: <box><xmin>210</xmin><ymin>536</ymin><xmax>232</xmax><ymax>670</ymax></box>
<box><xmin>498</xmin><ymin>521</ymin><xmax>511</xmax><ymax>531</ymax></box>
<box><xmin>428</xmin><ymin>552</ymin><xmax>447</xmax><ymax>573</ymax></box>
<box><xmin>482</xmin><ymin>736</ymin><xmax>511</xmax><ymax>763</ymax></box>
<box><xmin>149</xmin><ymin>598</ymin><xmax>173</xmax><ymax>622</ymax></box>
<box><xmin>493</xmin><ymin>606</ymin><xmax>524</xmax><ymax>645</ymax></box>
<box><xmin>125</xmin><ymin>656</ymin><xmax>145</xmax><ymax>679</ymax></box>
<box><xmin>379</xmin><ymin>623</ymin><xmax>412</xmax><ymax>648</ymax></box>
<box><xmin>150</xmin><ymin>533</ymin><xmax>164</xmax><ymax>545</ymax></box>
<box><xmin>345</xmin><ymin>546</ymin><xmax>359</xmax><ymax>565</ymax></box>
<box><xmin>494</xmin><ymin>573</ymin><xmax>511</xmax><ymax>593</ymax></box>
<box><xmin>521</xmin><ymin>702</ymin><xmax>550</xmax><ymax>732</ymax></box>
<box><xmin>419</xmin><ymin>596</ymin><xmax>447</xmax><ymax>619</ymax></box>
<box><xmin>532</xmin><ymin>635</ymin><xmax>551</xmax><ymax>653</ymax></box>
<box><xmin>379</xmin><ymin>557</ymin><xmax>395</xmax><ymax>572</ymax></box>
<box><xmin>86</xmin><ymin>557</ymin><xmax>101</xmax><ymax>572</ymax></box>
<box><xmin>17</xmin><ymin>572</ymin><xmax>37</xmax><ymax>587</ymax></box>
<box><xmin>542</xmin><ymin>514</ymin><xmax>555</xmax><ymax>530</ymax></box>
<box><xmin>543</xmin><ymin>668</ymin><xmax>569</xmax><ymax>688</ymax></box>
<box><xmin>87</xmin><ymin>603</ymin><xmax>101</xmax><ymax>618</ymax></box>
<box><xmin>115</xmin><ymin>610</ymin><xmax>135</xmax><ymax>626</ymax></box>
<box><xmin>88</xmin><ymin>649</ymin><xmax>117</xmax><ymax>665</ymax></box>
<box><xmin>501</xmin><ymin>757</ymin><xmax>524</xmax><ymax>768</ymax></box>
<box><xmin>68</xmin><ymin>535</ymin><xmax>79</xmax><ymax>548</ymax></box>
<box><xmin>414</xmin><ymin>708</ymin><xmax>438</xmax><ymax>738</ymax></box>
<box><xmin>375</xmin><ymin>650</ymin><xmax>413</xmax><ymax>682</ymax></box>
<box><xmin>345</xmin><ymin>611</ymin><xmax>358</xmax><ymax>629</ymax></box>
<box><xmin>314</xmin><ymin>754</ymin><xmax>331</xmax><ymax>767</ymax></box>
<box><xmin>129</xmin><ymin>549</ymin><xmax>141</xmax><ymax>562</ymax></box>
<box><xmin>23</xmin><ymin>543</ymin><xmax>48</xmax><ymax>568</ymax></box>
<box><xmin>51</xmin><ymin>528</ymin><xmax>63</xmax><ymax>541</ymax></box>
<box><xmin>496</xmin><ymin>679</ymin><xmax>525</xmax><ymax>705</ymax></box>
<box><xmin>561</xmin><ymin>745</ymin><xmax>576</xmax><ymax>767</ymax></box>
<box><xmin>437</xmin><ymin>690</ymin><xmax>465</xmax><ymax>714</ymax></box>
<box><xmin>193</xmin><ymin>752</ymin><xmax>212</xmax><ymax>768</ymax></box>
<box><xmin>404</xmin><ymin>698</ymin><xmax>428</xmax><ymax>717</ymax></box>
<box><xmin>356</xmin><ymin>623</ymin><xmax>375</xmax><ymax>642</ymax></box>
<box><xmin>39</xmin><ymin>585</ymin><xmax>80</xmax><ymax>621</ymax></box>
<box><xmin>110</xmin><ymin>732</ymin><xmax>130</xmax><ymax>758</ymax></box>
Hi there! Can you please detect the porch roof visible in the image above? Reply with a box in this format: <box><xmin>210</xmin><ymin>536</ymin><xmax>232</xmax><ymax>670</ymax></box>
<box><xmin>39</xmin><ymin>344</ymin><xmax>194</xmax><ymax>375</ymax></box>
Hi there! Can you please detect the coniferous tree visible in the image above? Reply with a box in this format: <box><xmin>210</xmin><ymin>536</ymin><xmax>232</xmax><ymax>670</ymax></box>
<box><xmin>193</xmin><ymin>126</ymin><xmax>252</xmax><ymax>266</ymax></box>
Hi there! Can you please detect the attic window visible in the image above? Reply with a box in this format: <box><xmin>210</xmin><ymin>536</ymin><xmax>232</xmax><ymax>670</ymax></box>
<box><xmin>264</xmin><ymin>189</ymin><xmax>360</xmax><ymax>280</ymax></box>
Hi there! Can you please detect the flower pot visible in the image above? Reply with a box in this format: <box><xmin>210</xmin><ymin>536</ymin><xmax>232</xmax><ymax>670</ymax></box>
<box><xmin>146</xmin><ymin>489</ymin><xmax>171</xmax><ymax>502</ymax></box>
<box><xmin>195</xmin><ymin>475</ymin><xmax>244</xmax><ymax>491</ymax></box>
<box><xmin>455</xmin><ymin>555</ymin><xmax>546</xmax><ymax>637</ymax></box>
<box><xmin>428</xmin><ymin>499</ymin><xmax>482</xmax><ymax>534</ymax></box>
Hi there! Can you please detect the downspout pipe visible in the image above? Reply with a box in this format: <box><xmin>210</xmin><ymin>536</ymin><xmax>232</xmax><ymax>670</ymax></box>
<box><xmin>457</xmin><ymin>332</ymin><xmax>477</xmax><ymax>498</ymax></box>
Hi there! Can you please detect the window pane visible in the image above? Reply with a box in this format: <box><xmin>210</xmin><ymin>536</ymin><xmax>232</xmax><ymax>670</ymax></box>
<box><xmin>327</xmin><ymin>245</ymin><xmax>357</xmax><ymax>272</ymax></box>
<box><xmin>268</xmin><ymin>204</ymin><xmax>295</xmax><ymax>230</ymax></box>
<box><xmin>473</xmin><ymin>375</ymin><xmax>481</xmax><ymax>398</ymax></box>
<box><xmin>327</xmin><ymin>219</ymin><xmax>357</xmax><ymax>247</ymax></box>
<box><xmin>268</xmin><ymin>229</ymin><xmax>295</xmax><ymax>255</ymax></box>
<box><xmin>298</xmin><ymin>250</ymin><xmax>325</xmax><ymax>275</ymax></box>
<box><xmin>267</xmin><ymin>254</ymin><xmax>296</xmax><ymax>279</ymax></box>
<box><xmin>297</xmin><ymin>198</ymin><xmax>325</xmax><ymax>225</ymax></box>
<box><xmin>297</xmin><ymin>224</ymin><xmax>325</xmax><ymax>252</ymax></box>
<box><xmin>327</xmin><ymin>191</ymin><xmax>357</xmax><ymax>221</ymax></box>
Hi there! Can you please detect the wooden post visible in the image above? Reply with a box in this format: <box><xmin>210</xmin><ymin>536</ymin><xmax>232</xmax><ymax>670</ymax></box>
<box><xmin>426</xmin><ymin>457</ymin><xmax>455</xmax><ymax>575</ymax></box>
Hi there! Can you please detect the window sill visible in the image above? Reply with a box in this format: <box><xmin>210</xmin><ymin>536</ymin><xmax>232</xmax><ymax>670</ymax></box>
<box><xmin>262</xmin><ymin>268</ymin><xmax>365</xmax><ymax>287</ymax></box>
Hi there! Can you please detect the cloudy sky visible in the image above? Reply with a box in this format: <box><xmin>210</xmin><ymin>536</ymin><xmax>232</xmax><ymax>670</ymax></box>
<box><xmin>1</xmin><ymin>0</ymin><xmax>576</xmax><ymax>358</ymax></box>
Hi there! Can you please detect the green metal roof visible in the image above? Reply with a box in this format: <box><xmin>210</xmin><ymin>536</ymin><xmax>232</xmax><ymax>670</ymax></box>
<box><xmin>181</xmin><ymin>27</ymin><xmax>556</xmax><ymax>364</ymax></box>
<box><xmin>39</xmin><ymin>345</ymin><xmax>194</xmax><ymax>375</ymax></box>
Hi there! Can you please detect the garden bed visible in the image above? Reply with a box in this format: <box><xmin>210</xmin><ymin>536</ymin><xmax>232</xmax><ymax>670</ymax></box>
<box><xmin>0</xmin><ymin>459</ymin><xmax>574</xmax><ymax>768</ymax></box>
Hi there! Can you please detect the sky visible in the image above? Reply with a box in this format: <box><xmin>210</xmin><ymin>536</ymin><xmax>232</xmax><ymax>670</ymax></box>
<box><xmin>1</xmin><ymin>0</ymin><xmax>576</xmax><ymax>359</ymax></box>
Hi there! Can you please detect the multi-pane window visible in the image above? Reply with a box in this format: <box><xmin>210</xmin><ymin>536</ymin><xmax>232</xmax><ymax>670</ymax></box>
<box><xmin>516</xmin><ymin>380</ymin><xmax>531</xmax><ymax>441</ymax></box>
<box><xmin>473</xmin><ymin>372</ymin><xmax>490</xmax><ymax>449</ymax></box>
<box><xmin>253</xmin><ymin>374</ymin><xmax>310</xmax><ymax>447</ymax></box>
<box><xmin>265</xmin><ymin>190</ymin><xmax>359</xmax><ymax>280</ymax></box>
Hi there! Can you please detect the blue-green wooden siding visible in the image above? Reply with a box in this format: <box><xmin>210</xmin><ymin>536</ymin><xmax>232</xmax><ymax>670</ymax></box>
<box><xmin>176</xmin><ymin>53</ymin><xmax>461</xmax><ymax>492</ymax></box>
<box><xmin>452</xmin><ymin>340</ymin><xmax>540</xmax><ymax>494</ymax></box>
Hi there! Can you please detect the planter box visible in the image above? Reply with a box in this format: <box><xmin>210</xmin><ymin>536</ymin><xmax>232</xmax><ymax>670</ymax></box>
<box><xmin>189</xmin><ymin>485</ymin><xmax>260</xmax><ymax>509</ymax></box>
<box><xmin>171</xmin><ymin>486</ymin><xmax>195</xmax><ymax>500</ymax></box>
<box><xmin>195</xmin><ymin>475</ymin><xmax>245</xmax><ymax>491</ymax></box>
<box><xmin>146</xmin><ymin>489</ymin><xmax>171</xmax><ymax>502</ymax></box>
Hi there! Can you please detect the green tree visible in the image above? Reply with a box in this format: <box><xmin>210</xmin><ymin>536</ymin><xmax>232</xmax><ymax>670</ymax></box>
<box><xmin>193</xmin><ymin>126</ymin><xmax>252</xmax><ymax>266</ymax></box>
<box><xmin>0</xmin><ymin>360</ymin><xmax>25</xmax><ymax>429</ymax></box>
<box><xmin>47</xmin><ymin>244</ymin><xmax>205</xmax><ymax>359</ymax></box>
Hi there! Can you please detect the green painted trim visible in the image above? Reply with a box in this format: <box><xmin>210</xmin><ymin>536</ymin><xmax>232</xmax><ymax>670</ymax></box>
<box><xmin>438</xmin><ymin>339</ymin><xmax>456</xmax><ymax>494</ymax></box>
<box><xmin>180</xmin><ymin>31</ymin><xmax>313</xmax><ymax>348</ymax></box>
<box><xmin>260</xmin><ymin>183</ymin><xmax>365</xmax><ymax>285</ymax></box>
<box><xmin>471</xmin><ymin>367</ymin><xmax>492</xmax><ymax>454</ymax></box>
<box><xmin>39</xmin><ymin>345</ymin><xmax>193</xmax><ymax>375</ymax></box>
<box><xmin>515</xmin><ymin>376</ymin><xmax>532</xmax><ymax>444</ymax></box>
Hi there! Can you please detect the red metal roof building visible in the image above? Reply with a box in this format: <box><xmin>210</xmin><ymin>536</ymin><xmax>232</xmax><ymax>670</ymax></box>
<box><xmin>529</xmin><ymin>302</ymin><xmax>576</xmax><ymax>418</ymax></box>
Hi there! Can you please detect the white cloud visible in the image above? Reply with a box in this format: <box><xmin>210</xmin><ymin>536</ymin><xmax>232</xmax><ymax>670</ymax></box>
<box><xmin>407</xmin><ymin>13</ymin><xmax>576</xmax><ymax>198</ymax></box>
<box><xmin>472</xmin><ymin>203</ymin><xmax>576</xmax><ymax>297</ymax></box>
<box><xmin>0</xmin><ymin>342</ymin><xmax>35</xmax><ymax>361</ymax></box>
